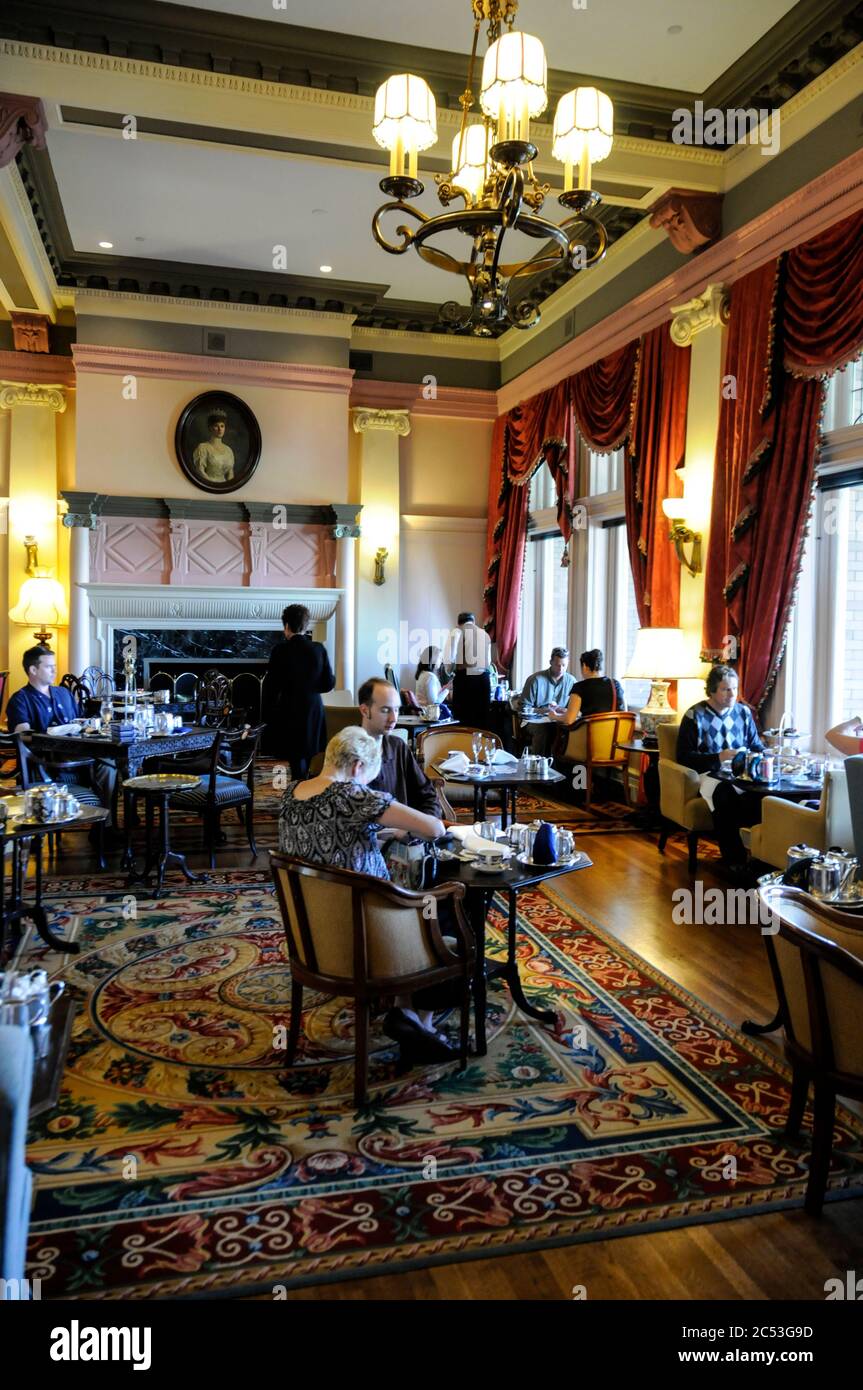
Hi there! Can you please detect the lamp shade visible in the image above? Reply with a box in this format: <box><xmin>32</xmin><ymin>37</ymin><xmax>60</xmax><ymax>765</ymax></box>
<box><xmin>451</xmin><ymin>122</ymin><xmax>491</xmax><ymax>202</ymax></box>
<box><xmin>624</xmin><ymin>627</ymin><xmax>695</xmax><ymax>680</ymax></box>
<box><xmin>662</xmin><ymin>497</ymin><xmax>687</xmax><ymax>520</ymax></box>
<box><xmin>552</xmin><ymin>87</ymin><xmax>614</xmax><ymax>166</ymax></box>
<box><xmin>373</xmin><ymin>74</ymin><xmax>437</xmax><ymax>153</ymax></box>
<box><xmin>9</xmin><ymin>574</ymin><xmax>68</xmax><ymax>627</ymax></box>
<box><xmin>480</xmin><ymin>31</ymin><xmax>548</xmax><ymax>125</ymax></box>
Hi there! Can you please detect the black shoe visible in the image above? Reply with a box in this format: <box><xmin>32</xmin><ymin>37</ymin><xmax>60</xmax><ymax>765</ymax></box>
<box><xmin>382</xmin><ymin>1009</ymin><xmax>457</xmax><ymax>1063</ymax></box>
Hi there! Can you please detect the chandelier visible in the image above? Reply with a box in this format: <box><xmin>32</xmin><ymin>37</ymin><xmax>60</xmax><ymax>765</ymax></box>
<box><xmin>371</xmin><ymin>0</ymin><xmax>614</xmax><ymax>335</ymax></box>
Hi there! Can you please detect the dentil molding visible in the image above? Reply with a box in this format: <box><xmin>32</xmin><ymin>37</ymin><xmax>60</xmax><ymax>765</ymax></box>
<box><xmin>669</xmin><ymin>283</ymin><xmax>730</xmax><ymax>346</ymax></box>
<box><xmin>0</xmin><ymin>380</ymin><xmax>66</xmax><ymax>411</ymax></box>
<box><xmin>351</xmin><ymin>408</ymin><xmax>411</xmax><ymax>436</ymax></box>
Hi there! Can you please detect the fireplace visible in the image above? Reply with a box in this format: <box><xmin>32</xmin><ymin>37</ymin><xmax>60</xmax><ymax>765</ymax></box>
<box><xmin>81</xmin><ymin>584</ymin><xmax>346</xmax><ymax>704</ymax></box>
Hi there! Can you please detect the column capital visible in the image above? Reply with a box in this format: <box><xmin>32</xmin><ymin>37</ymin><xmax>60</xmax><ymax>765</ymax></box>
<box><xmin>0</xmin><ymin>381</ymin><xmax>67</xmax><ymax>412</ymax></box>
<box><xmin>351</xmin><ymin>407</ymin><xmax>411</xmax><ymax>436</ymax></box>
<box><xmin>332</xmin><ymin>523</ymin><xmax>361</xmax><ymax>540</ymax></box>
<box><xmin>669</xmin><ymin>283</ymin><xmax>730</xmax><ymax>347</ymax></box>
<box><xmin>63</xmin><ymin>512</ymin><xmax>98</xmax><ymax>529</ymax></box>
<box><xmin>0</xmin><ymin>93</ymin><xmax>47</xmax><ymax>168</ymax></box>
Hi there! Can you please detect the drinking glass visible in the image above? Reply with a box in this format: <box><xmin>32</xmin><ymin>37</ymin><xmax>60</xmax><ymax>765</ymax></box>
<box><xmin>471</xmin><ymin>732</ymin><xmax>482</xmax><ymax>766</ymax></box>
<box><xmin>479</xmin><ymin>737</ymin><xmax>494</xmax><ymax>768</ymax></box>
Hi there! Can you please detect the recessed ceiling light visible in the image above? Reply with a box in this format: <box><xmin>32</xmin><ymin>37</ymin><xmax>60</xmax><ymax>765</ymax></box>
<box><xmin>312</xmin><ymin>208</ymin><xmax>327</xmax><ymax>216</ymax></box>
<box><xmin>98</xmin><ymin>240</ymin><xmax>113</xmax><ymax>249</ymax></box>
<box><xmin>667</xmin><ymin>24</ymin><xmax>683</xmax><ymax>34</ymax></box>
<box><xmin>320</xmin><ymin>265</ymin><xmax>332</xmax><ymax>273</ymax></box>
<box><xmin>134</xmin><ymin>235</ymin><xmax>146</xmax><ymax>242</ymax></box>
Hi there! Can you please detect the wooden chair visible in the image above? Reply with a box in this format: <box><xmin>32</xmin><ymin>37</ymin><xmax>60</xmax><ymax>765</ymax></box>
<box><xmin>556</xmin><ymin>711</ymin><xmax>636</xmax><ymax>806</ymax></box>
<box><xmin>270</xmin><ymin>852</ymin><xmax>475</xmax><ymax>1107</ymax></box>
<box><xmin>417</xmin><ymin>724</ymin><xmax>505</xmax><ymax>821</ymax></box>
<box><xmin>196</xmin><ymin>670</ymin><xmax>231</xmax><ymax>728</ymax></box>
<box><xmin>758</xmin><ymin>882</ymin><xmax>863</xmax><ymax>1215</ymax></box>
<box><xmin>169</xmin><ymin>724</ymin><xmax>262</xmax><ymax>867</ymax></box>
<box><xmin>59</xmin><ymin>673</ymin><xmax>91</xmax><ymax>717</ymax></box>
<box><xmin>3</xmin><ymin>732</ymin><xmax>106</xmax><ymax>868</ymax></box>
<box><xmin>80</xmin><ymin>666</ymin><xmax>113</xmax><ymax>699</ymax></box>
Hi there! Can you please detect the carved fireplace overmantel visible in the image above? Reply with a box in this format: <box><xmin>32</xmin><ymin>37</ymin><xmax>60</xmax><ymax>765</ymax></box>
<box><xmin>61</xmin><ymin>492</ymin><xmax>362</xmax><ymax>531</ymax></box>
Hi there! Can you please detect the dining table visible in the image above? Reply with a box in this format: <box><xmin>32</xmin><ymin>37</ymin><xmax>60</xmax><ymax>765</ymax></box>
<box><xmin>23</xmin><ymin>723</ymin><xmax>219</xmax><ymax>811</ymax></box>
<box><xmin>432</xmin><ymin>759</ymin><xmax>567</xmax><ymax>829</ymax></box>
<box><xmin>395</xmin><ymin>714</ymin><xmax>456</xmax><ymax>751</ymax></box>
<box><xmin>434</xmin><ymin>839</ymin><xmax>592</xmax><ymax>1055</ymax></box>
<box><xmin>0</xmin><ymin>793</ymin><xmax>109</xmax><ymax>957</ymax></box>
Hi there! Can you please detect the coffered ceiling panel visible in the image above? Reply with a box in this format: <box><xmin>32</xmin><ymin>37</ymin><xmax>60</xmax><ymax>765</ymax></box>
<box><xmin>169</xmin><ymin>0</ymin><xmax>798</xmax><ymax>91</ymax></box>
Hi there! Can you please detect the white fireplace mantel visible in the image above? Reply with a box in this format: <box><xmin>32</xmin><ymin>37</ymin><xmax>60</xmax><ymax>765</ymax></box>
<box><xmin>80</xmin><ymin>582</ymin><xmax>347</xmax><ymax>681</ymax></box>
<box><xmin>80</xmin><ymin>583</ymin><xmax>342</xmax><ymax>626</ymax></box>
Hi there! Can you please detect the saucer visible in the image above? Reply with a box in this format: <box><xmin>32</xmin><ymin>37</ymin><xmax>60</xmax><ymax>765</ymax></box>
<box><xmin>474</xmin><ymin>858</ymin><xmax>509</xmax><ymax>873</ymax></box>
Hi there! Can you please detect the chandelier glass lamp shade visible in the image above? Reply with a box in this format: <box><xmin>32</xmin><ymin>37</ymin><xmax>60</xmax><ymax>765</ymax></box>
<box><xmin>371</xmin><ymin>0</ymin><xmax>614</xmax><ymax>336</ymax></box>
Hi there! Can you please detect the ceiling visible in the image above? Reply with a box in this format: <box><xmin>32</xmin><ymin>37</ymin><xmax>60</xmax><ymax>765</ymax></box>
<box><xmin>4</xmin><ymin>0</ymin><xmax>860</xmax><ymax>335</ymax></box>
<box><xmin>167</xmin><ymin>0</ymin><xmax>798</xmax><ymax>92</ymax></box>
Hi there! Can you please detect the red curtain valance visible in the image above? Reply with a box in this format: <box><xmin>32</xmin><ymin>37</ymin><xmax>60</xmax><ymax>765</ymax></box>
<box><xmin>570</xmin><ymin>341</ymin><xmax>640</xmax><ymax>451</ymax></box>
<box><xmin>783</xmin><ymin>207</ymin><xmax>863</xmax><ymax>378</ymax></box>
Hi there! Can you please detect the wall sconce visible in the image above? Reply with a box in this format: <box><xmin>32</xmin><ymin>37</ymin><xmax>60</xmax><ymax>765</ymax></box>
<box><xmin>9</xmin><ymin>571</ymin><xmax>69</xmax><ymax>644</ymax></box>
<box><xmin>24</xmin><ymin>534</ymin><xmax>39</xmax><ymax>574</ymax></box>
<box><xmin>662</xmin><ymin>498</ymin><xmax>702</xmax><ymax>576</ymax></box>
<box><xmin>374</xmin><ymin>546</ymin><xmax>388</xmax><ymax>585</ymax></box>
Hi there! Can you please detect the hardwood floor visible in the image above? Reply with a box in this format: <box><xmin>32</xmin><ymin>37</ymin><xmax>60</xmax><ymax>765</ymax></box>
<box><xmin>39</xmin><ymin>806</ymin><xmax>863</xmax><ymax>1301</ymax></box>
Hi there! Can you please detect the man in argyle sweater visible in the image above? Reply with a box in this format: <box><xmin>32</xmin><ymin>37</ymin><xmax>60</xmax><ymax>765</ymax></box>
<box><xmin>677</xmin><ymin>664</ymin><xmax>764</xmax><ymax>866</ymax></box>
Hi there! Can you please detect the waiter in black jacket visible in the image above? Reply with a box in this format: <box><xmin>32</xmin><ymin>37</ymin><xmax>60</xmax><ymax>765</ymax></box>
<box><xmin>265</xmin><ymin>604</ymin><xmax>335</xmax><ymax>778</ymax></box>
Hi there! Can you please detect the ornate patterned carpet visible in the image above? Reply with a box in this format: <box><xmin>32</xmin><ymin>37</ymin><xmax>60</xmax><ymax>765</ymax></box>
<box><xmin>23</xmin><ymin>872</ymin><xmax>862</xmax><ymax>1300</ymax></box>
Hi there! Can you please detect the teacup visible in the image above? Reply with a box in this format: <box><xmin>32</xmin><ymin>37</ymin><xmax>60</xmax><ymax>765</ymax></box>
<box><xmin>476</xmin><ymin>844</ymin><xmax>507</xmax><ymax>869</ymax></box>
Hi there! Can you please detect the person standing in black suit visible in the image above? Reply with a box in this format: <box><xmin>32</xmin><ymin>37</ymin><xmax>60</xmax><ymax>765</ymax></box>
<box><xmin>265</xmin><ymin>603</ymin><xmax>335</xmax><ymax>778</ymax></box>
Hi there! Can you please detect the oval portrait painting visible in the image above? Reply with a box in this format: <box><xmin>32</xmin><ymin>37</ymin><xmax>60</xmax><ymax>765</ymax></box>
<box><xmin>175</xmin><ymin>390</ymin><xmax>262</xmax><ymax>494</ymax></box>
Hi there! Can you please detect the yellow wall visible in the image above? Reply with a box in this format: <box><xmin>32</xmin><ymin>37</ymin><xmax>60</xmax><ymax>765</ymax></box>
<box><xmin>75</xmin><ymin>371</ymin><xmax>350</xmax><ymax>504</ymax></box>
<box><xmin>399</xmin><ymin>416</ymin><xmax>492</xmax><ymax>517</ymax></box>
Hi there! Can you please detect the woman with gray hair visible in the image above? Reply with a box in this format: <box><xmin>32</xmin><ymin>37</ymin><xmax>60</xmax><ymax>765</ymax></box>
<box><xmin>278</xmin><ymin>726</ymin><xmax>453</xmax><ymax>1061</ymax></box>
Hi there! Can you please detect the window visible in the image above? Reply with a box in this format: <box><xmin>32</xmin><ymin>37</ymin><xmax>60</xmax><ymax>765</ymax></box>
<box><xmin>514</xmin><ymin>528</ymin><xmax>571</xmax><ymax>692</ymax></box>
<box><xmin>824</xmin><ymin>357</ymin><xmax>863</xmax><ymax>431</ymax></box>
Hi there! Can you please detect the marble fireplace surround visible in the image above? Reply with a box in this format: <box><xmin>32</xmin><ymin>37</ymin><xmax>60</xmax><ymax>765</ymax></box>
<box><xmin>82</xmin><ymin>584</ymin><xmax>344</xmax><ymax>687</ymax></box>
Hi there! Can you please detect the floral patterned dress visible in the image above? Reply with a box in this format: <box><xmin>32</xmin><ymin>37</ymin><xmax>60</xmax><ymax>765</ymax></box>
<box><xmin>278</xmin><ymin>780</ymin><xmax>393</xmax><ymax>879</ymax></box>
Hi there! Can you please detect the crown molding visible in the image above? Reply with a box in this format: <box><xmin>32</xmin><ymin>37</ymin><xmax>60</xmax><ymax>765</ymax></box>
<box><xmin>72</xmin><ymin>343</ymin><xmax>354</xmax><ymax>394</ymax></box>
<box><xmin>0</xmin><ymin>163</ymin><xmax>59</xmax><ymax>319</ymax></box>
<box><xmin>350</xmin><ymin>379</ymin><xmax>497</xmax><ymax>421</ymax></box>
<box><xmin>350</xmin><ymin>325</ymin><xmax>500</xmax><ymax>359</ymax></box>
<box><xmin>73</xmin><ymin>287</ymin><xmax>357</xmax><ymax>337</ymax></box>
<box><xmin>0</xmin><ymin>350</ymin><xmax>74</xmax><ymax>387</ymax></box>
<box><xmin>497</xmin><ymin>147</ymin><xmax>863</xmax><ymax>413</ymax></box>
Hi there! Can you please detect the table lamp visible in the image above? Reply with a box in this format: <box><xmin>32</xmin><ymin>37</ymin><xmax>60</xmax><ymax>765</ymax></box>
<box><xmin>624</xmin><ymin>626</ymin><xmax>697</xmax><ymax>744</ymax></box>
<box><xmin>9</xmin><ymin>572</ymin><xmax>69</xmax><ymax>644</ymax></box>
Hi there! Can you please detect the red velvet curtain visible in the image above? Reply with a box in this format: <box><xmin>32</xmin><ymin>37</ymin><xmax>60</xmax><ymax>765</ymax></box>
<box><xmin>625</xmin><ymin>325</ymin><xmax>691</xmax><ymax>627</ymax></box>
<box><xmin>702</xmin><ymin>258</ymin><xmax>780</xmax><ymax>668</ymax></box>
<box><xmin>483</xmin><ymin>383</ymin><xmax>569</xmax><ymax>668</ymax></box>
<box><xmin>783</xmin><ymin>208</ymin><xmax>863</xmax><ymax>377</ymax></box>
<box><xmin>570</xmin><ymin>341</ymin><xmax>639</xmax><ymax>449</ymax></box>
<box><xmin>703</xmin><ymin>209</ymin><xmax>863</xmax><ymax>708</ymax></box>
<box><xmin>737</xmin><ymin>373</ymin><xmax>822</xmax><ymax>703</ymax></box>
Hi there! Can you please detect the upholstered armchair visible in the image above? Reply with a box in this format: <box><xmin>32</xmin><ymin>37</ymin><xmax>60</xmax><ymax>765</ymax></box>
<box><xmin>749</xmin><ymin>766</ymin><xmax>853</xmax><ymax>870</ymax></box>
<box><xmin>656</xmin><ymin>719</ymin><xmax>715</xmax><ymax>873</ymax></box>
<box><xmin>758</xmin><ymin>882</ymin><xmax>863</xmax><ymax>1214</ymax></box>
<box><xmin>418</xmin><ymin>725</ymin><xmax>505</xmax><ymax>821</ymax></box>
<box><xmin>556</xmin><ymin>711</ymin><xmax>636</xmax><ymax>805</ymax></box>
<box><xmin>0</xmin><ymin>1025</ymin><xmax>34</xmax><ymax>1283</ymax></box>
<box><xmin>270</xmin><ymin>853</ymin><xmax>475</xmax><ymax>1107</ymax></box>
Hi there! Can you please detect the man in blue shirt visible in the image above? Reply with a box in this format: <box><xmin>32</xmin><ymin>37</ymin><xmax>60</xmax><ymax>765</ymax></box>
<box><xmin>6</xmin><ymin>646</ymin><xmax>78</xmax><ymax>733</ymax></box>
<box><xmin>7</xmin><ymin>645</ymin><xmax>116</xmax><ymax>823</ymax></box>
<box><xmin>677</xmin><ymin>664</ymin><xmax>764</xmax><ymax>868</ymax></box>
<box><xmin>521</xmin><ymin>647</ymin><xmax>576</xmax><ymax>752</ymax></box>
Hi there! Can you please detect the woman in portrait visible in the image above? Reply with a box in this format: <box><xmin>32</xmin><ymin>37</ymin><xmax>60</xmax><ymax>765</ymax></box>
<box><xmin>193</xmin><ymin>408</ymin><xmax>235</xmax><ymax>483</ymax></box>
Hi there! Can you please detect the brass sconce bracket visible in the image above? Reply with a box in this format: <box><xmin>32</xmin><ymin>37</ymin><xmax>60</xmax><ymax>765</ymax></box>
<box><xmin>374</xmin><ymin>547</ymin><xmax>389</xmax><ymax>585</ymax></box>
<box><xmin>669</xmin><ymin>522</ymin><xmax>702</xmax><ymax>577</ymax></box>
<box><xmin>24</xmin><ymin>535</ymin><xmax>39</xmax><ymax>574</ymax></box>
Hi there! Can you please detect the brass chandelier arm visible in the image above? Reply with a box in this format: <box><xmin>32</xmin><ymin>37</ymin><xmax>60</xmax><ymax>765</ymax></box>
<box><xmin>371</xmin><ymin>200</ymin><xmax>430</xmax><ymax>256</ymax></box>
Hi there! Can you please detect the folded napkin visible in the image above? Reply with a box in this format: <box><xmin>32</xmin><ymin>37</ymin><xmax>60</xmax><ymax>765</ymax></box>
<box><xmin>438</xmin><ymin>750</ymin><xmax>470</xmax><ymax>773</ymax></box>
<box><xmin>46</xmin><ymin>723</ymin><xmax>82</xmax><ymax>737</ymax></box>
<box><xmin>490</xmin><ymin>749</ymin><xmax>518</xmax><ymax>766</ymax></box>
<box><xmin>447</xmin><ymin>825</ymin><xmax>511</xmax><ymax>857</ymax></box>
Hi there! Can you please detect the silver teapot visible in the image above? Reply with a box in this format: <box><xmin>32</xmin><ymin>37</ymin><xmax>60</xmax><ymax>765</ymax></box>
<box><xmin>825</xmin><ymin>848</ymin><xmax>858</xmax><ymax>902</ymax></box>
<box><xmin>807</xmin><ymin>854</ymin><xmax>843</xmax><ymax>902</ymax></box>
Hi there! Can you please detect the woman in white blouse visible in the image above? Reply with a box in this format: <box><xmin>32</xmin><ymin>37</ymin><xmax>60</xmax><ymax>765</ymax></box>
<box><xmin>415</xmin><ymin>647</ymin><xmax>452</xmax><ymax>706</ymax></box>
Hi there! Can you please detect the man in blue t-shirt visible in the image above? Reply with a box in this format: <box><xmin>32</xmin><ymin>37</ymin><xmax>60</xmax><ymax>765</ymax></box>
<box><xmin>6</xmin><ymin>646</ymin><xmax>78</xmax><ymax>733</ymax></box>
<box><xmin>7</xmin><ymin>644</ymin><xmax>116</xmax><ymax>823</ymax></box>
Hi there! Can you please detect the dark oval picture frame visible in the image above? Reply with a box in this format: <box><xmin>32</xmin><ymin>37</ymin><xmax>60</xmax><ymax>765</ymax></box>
<box><xmin>174</xmin><ymin>390</ymin><xmax>262</xmax><ymax>494</ymax></box>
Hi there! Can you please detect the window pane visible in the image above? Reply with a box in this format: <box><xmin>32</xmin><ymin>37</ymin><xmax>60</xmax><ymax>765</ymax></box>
<box><xmin>588</xmin><ymin>448</ymin><xmax>624</xmax><ymax>495</ymax></box>
<box><xmin>548</xmin><ymin>534</ymin><xmax>569</xmax><ymax>653</ymax></box>
<box><xmin>832</xmin><ymin>485</ymin><xmax>863</xmax><ymax>720</ymax></box>
<box><xmin>825</xmin><ymin>357</ymin><xmax>863</xmax><ymax>430</ymax></box>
